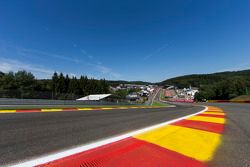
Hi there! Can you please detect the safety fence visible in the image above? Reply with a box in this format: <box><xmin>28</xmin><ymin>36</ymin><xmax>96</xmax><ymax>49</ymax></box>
<box><xmin>208</xmin><ymin>100</ymin><xmax>250</xmax><ymax>103</ymax></box>
<box><xmin>0</xmin><ymin>98</ymin><xmax>134</xmax><ymax>106</ymax></box>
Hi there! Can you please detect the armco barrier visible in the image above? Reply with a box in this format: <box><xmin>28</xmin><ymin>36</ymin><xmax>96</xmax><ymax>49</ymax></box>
<box><xmin>208</xmin><ymin>100</ymin><xmax>250</xmax><ymax>103</ymax></box>
<box><xmin>168</xmin><ymin>99</ymin><xmax>194</xmax><ymax>103</ymax></box>
<box><xmin>0</xmin><ymin>106</ymin><xmax>167</xmax><ymax>114</ymax></box>
<box><xmin>0</xmin><ymin>98</ymin><xmax>133</xmax><ymax>106</ymax></box>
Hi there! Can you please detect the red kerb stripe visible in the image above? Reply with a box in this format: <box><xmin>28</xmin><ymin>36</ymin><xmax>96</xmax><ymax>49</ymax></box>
<box><xmin>197</xmin><ymin>113</ymin><xmax>225</xmax><ymax>118</ymax></box>
<box><xmin>172</xmin><ymin>119</ymin><xmax>225</xmax><ymax>134</ymax></box>
<box><xmin>37</xmin><ymin>137</ymin><xmax>205</xmax><ymax>167</ymax></box>
<box><xmin>16</xmin><ymin>109</ymin><xmax>41</xmax><ymax>112</ymax></box>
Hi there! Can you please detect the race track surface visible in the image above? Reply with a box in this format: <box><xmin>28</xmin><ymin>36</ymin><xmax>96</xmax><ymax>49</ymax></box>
<box><xmin>205</xmin><ymin>103</ymin><xmax>250</xmax><ymax>167</ymax></box>
<box><xmin>0</xmin><ymin>105</ymin><xmax>203</xmax><ymax>166</ymax></box>
<box><xmin>1</xmin><ymin>103</ymin><xmax>249</xmax><ymax>167</ymax></box>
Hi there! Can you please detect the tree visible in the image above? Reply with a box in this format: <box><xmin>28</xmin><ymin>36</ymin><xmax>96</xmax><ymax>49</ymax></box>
<box><xmin>14</xmin><ymin>71</ymin><xmax>35</xmax><ymax>98</ymax></box>
<box><xmin>0</xmin><ymin>72</ymin><xmax>16</xmax><ymax>90</ymax></box>
<box><xmin>52</xmin><ymin>72</ymin><xmax>59</xmax><ymax>97</ymax></box>
<box><xmin>68</xmin><ymin>77</ymin><xmax>79</xmax><ymax>99</ymax></box>
<box><xmin>65</xmin><ymin>74</ymin><xmax>70</xmax><ymax>93</ymax></box>
<box><xmin>58</xmin><ymin>73</ymin><xmax>66</xmax><ymax>93</ymax></box>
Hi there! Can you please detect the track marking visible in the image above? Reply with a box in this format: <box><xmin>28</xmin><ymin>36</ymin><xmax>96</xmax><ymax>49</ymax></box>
<box><xmin>41</xmin><ymin>109</ymin><xmax>63</xmax><ymax>112</ymax></box>
<box><xmin>198</xmin><ymin>113</ymin><xmax>225</xmax><ymax>118</ymax></box>
<box><xmin>202</xmin><ymin>111</ymin><xmax>225</xmax><ymax>115</ymax></box>
<box><xmin>0</xmin><ymin>110</ymin><xmax>16</xmax><ymax>113</ymax></box>
<box><xmin>0</xmin><ymin>106</ymin><xmax>170</xmax><ymax>114</ymax></box>
<box><xmin>77</xmin><ymin>108</ymin><xmax>94</xmax><ymax>111</ymax></box>
<box><xmin>38</xmin><ymin>137</ymin><xmax>205</xmax><ymax>167</ymax></box>
<box><xmin>100</xmin><ymin>108</ymin><xmax>114</xmax><ymax>110</ymax></box>
<box><xmin>187</xmin><ymin>116</ymin><xmax>225</xmax><ymax>124</ymax></box>
<box><xmin>134</xmin><ymin>125</ymin><xmax>221</xmax><ymax>161</ymax></box>
<box><xmin>11</xmin><ymin>106</ymin><xmax>208</xmax><ymax>167</ymax></box>
<box><xmin>172</xmin><ymin>120</ymin><xmax>225</xmax><ymax>133</ymax></box>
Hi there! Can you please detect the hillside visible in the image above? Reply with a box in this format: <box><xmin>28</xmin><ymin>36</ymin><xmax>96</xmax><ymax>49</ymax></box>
<box><xmin>160</xmin><ymin>69</ymin><xmax>250</xmax><ymax>100</ymax></box>
<box><xmin>231</xmin><ymin>95</ymin><xmax>250</xmax><ymax>101</ymax></box>
<box><xmin>160</xmin><ymin>69</ymin><xmax>250</xmax><ymax>88</ymax></box>
<box><xmin>108</xmin><ymin>80</ymin><xmax>153</xmax><ymax>86</ymax></box>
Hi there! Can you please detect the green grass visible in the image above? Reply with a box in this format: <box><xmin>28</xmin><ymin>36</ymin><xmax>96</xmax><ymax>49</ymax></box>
<box><xmin>231</xmin><ymin>95</ymin><xmax>250</xmax><ymax>101</ymax></box>
<box><xmin>159</xmin><ymin>89</ymin><xmax>169</xmax><ymax>101</ymax></box>
<box><xmin>160</xmin><ymin>90</ymin><xmax>165</xmax><ymax>99</ymax></box>
<box><xmin>151</xmin><ymin>101</ymin><xmax>168</xmax><ymax>107</ymax></box>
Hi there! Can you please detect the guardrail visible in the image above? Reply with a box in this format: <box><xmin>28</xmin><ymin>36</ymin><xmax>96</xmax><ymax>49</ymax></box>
<box><xmin>0</xmin><ymin>98</ymin><xmax>134</xmax><ymax>106</ymax></box>
<box><xmin>168</xmin><ymin>99</ymin><xmax>194</xmax><ymax>103</ymax></box>
<box><xmin>208</xmin><ymin>100</ymin><xmax>250</xmax><ymax>103</ymax></box>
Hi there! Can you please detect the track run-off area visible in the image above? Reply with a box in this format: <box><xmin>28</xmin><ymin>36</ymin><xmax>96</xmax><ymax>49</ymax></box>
<box><xmin>0</xmin><ymin>103</ymin><xmax>249</xmax><ymax>166</ymax></box>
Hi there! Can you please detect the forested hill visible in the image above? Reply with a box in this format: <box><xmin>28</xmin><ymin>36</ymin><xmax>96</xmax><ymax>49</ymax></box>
<box><xmin>160</xmin><ymin>69</ymin><xmax>250</xmax><ymax>100</ymax></box>
<box><xmin>0</xmin><ymin>70</ymin><xmax>151</xmax><ymax>100</ymax></box>
<box><xmin>108</xmin><ymin>80</ymin><xmax>153</xmax><ymax>86</ymax></box>
<box><xmin>160</xmin><ymin>70</ymin><xmax>250</xmax><ymax>88</ymax></box>
<box><xmin>0</xmin><ymin>71</ymin><xmax>110</xmax><ymax>100</ymax></box>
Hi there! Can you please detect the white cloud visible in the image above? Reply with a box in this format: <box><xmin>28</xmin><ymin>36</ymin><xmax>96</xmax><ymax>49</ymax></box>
<box><xmin>69</xmin><ymin>73</ymin><xmax>77</xmax><ymax>78</ymax></box>
<box><xmin>217</xmin><ymin>62</ymin><xmax>250</xmax><ymax>72</ymax></box>
<box><xmin>144</xmin><ymin>43</ymin><xmax>168</xmax><ymax>60</ymax></box>
<box><xmin>88</xmin><ymin>55</ymin><xmax>93</xmax><ymax>59</ymax></box>
<box><xmin>79</xmin><ymin>49</ymin><xmax>121</xmax><ymax>78</ymax></box>
<box><xmin>80</xmin><ymin>49</ymin><xmax>87</xmax><ymax>55</ymax></box>
<box><xmin>0</xmin><ymin>58</ymin><xmax>54</xmax><ymax>79</ymax></box>
<box><xmin>0</xmin><ymin>43</ymin><xmax>122</xmax><ymax>80</ymax></box>
<box><xmin>17</xmin><ymin>47</ymin><xmax>80</xmax><ymax>63</ymax></box>
<box><xmin>91</xmin><ymin>64</ymin><xmax>122</xmax><ymax>79</ymax></box>
<box><xmin>80</xmin><ymin>49</ymin><xmax>94</xmax><ymax>59</ymax></box>
<box><xmin>0</xmin><ymin>43</ymin><xmax>81</xmax><ymax>64</ymax></box>
<box><xmin>0</xmin><ymin>58</ymin><xmax>121</xmax><ymax>80</ymax></box>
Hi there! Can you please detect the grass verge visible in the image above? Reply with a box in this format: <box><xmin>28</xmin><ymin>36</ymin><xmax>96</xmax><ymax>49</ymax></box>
<box><xmin>151</xmin><ymin>101</ymin><xmax>169</xmax><ymax>107</ymax></box>
<box><xmin>231</xmin><ymin>95</ymin><xmax>250</xmax><ymax>101</ymax></box>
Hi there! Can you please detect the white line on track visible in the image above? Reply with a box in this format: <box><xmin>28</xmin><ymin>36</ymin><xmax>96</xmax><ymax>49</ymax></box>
<box><xmin>11</xmin><ymin>106</ymin><xmax>208</xmax><ymax>167</ymax></box>
<box><xmin>150</xmin><ymin>88</ymin><xmax>161</xmax><ymax>106</ymax></box>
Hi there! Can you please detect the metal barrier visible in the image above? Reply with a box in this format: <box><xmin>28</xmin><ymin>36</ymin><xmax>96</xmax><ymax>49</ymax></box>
<box><xmin>0</xmin><ymin>98</ymin><xmax>134</xmax><ymax>106</ymax></box>
<box><xmin>208</xmin><ymin>100</ymin><xmax>250</xmax><ymax>103</ymax></box>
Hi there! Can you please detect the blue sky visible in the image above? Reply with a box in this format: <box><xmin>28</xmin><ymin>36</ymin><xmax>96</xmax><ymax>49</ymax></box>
<box><xmin>0</xmin><ymin>0</ymin><xmax>249</xmax><ymax>82</ymax></box>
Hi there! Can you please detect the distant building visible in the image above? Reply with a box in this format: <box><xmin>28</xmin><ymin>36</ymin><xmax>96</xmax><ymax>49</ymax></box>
<box><xmin>77</xmin><ymin>94</ymin><xmax>112</xmax><ymax>101</ymax></box>
<box><xmin>167</xmin><ymin>86</ymin><xmax>175</xmax><ymax>90</ymax></box>
<box><xmin>186</xmin><ymin>90</ymin><xmax>199</xmax><ymax>96</ymax></box>
<box><xmin>126</xmin><ymin>93</ymin><xmax>140</xmax><ymax>101</ymax></box>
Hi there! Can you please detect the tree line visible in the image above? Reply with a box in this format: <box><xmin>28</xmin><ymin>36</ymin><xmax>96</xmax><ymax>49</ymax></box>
<box><xmin>195</xmin><ymin>77</ymin><xmax>250</xmax><ymax>101</ymax></box>
<box><xmin>160</xmin><ymin>70</ymin><xmax>250</xmax><ymax>100</ymax></box>
<box><xmin>0</xmin><ymin>71</ymin><xmax>110</xmax><ymax>100</ymax></box>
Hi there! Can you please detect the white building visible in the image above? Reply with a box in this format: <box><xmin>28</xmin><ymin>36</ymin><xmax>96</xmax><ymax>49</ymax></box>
<box><xmin>77</xmin><ymin>94</ymin><xmax>111</xmax><ymax>101</ymax></box>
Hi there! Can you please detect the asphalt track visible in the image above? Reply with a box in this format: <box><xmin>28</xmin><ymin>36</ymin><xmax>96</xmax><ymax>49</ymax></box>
<box><xmin>205</xmin><ymin>103</ymin><xmax>250</xmax><ymax>167</ymax></box>
<box><xmin>1</xmin><ymin>103</ymin><xmax>249</xmax><ymax>167</ymax></box>
<box><xmin>0</xmin><ymin>105</ymin><xmax>204</xmax><ymax>166</ymax></box>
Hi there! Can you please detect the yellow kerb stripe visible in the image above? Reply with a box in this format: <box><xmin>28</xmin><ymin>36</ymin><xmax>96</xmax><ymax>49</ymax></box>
<box><xmin>130</xmin><ymin>107</ymin><xmax>140</xmax><ymax>108</ymax></box>
<box><xmin>208</xmin><ymin>110</ymin><xmax>223</xmax><ymax>112</ymax></box>
<box><xmin>187</xmin><ymin>116</ymin><xmax>225</xmax><ymax>124</ymax></box>
<box><xmin>41</xmin><ymin>109</ymin><xmax>63</xmax><ymax>112</ymax></box>
<box><xmin>101</xmin><ymin>108</ymin><xmax>114</xmax><ymax>110</ymax></box>
<box><xmin>118</xmin><ymin>107</ymin><xmax>129</xmax><ymax>109</ymax></box>
<box><xmin>134</xmin><ymin>125</ymin><xmax>221</xmax><ymax>162</ymax></box>
<box><xmin>77</xmin><ymin>108</ymin><xmax>94</xmax><ymax>110</ymax></box>
<box><xmin>0</xmin><ymin>110</ymin><xmax>16</xmax><ymax>113</ymax></box>
<box><xmin>207</xmin><ymin>108</ymin><xmax>223</xmax><ymax>112</ymax></box>
<box><xmin>202</xmin><ymin>112</ymin><xmax>225</xmax><ymax>115</ymax></box>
